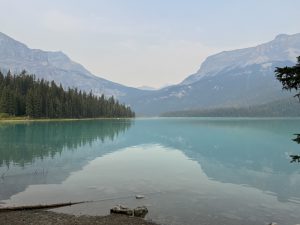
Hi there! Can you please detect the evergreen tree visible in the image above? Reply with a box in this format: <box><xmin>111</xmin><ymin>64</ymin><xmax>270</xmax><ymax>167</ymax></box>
<box><xmin>26</xmin><ymin>88</ymin><xmax>34</xmax><ymax>117</ymax></box>
<box><xmin>0</xmin><ymin>87</ymin><xmax>8</xmax><ymax>113</ymax></box>
<box><xmin>275</xmin><ymin>56</ymin><xmax>300</xmax><ymax>155</ymax></box>
<box><xmin>0</xmin><ymin>70</ymin><xmax>135</xmax><ymax>118</ymax></box>
<box><xmin>275</xmin><ymin>56</ymin><xmax>300</xmax><ymax>98</ymax></box>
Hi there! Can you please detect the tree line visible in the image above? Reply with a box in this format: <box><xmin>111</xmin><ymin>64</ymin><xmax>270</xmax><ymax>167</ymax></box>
<box><xmin>0</xmin><ymin>70</ymin><xmax>135</xmax><ymax>118</ymax></box>
<box><xmin>161</xmin><ymin>97</ymin><xmax>300</xmax><ymax>117</ymax></box>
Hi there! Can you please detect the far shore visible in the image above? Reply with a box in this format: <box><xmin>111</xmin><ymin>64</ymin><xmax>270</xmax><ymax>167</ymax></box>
<box><xmin>0</xmin><ymin>117</ymin><xmax>134</xmax><ymax>123</ymax></box>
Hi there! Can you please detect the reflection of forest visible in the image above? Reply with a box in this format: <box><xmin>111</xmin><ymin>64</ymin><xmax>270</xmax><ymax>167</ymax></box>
<box><xmin>0</xmin><ymin>119</ymin><xmax>133</xmax><ymax>167</ymax></box>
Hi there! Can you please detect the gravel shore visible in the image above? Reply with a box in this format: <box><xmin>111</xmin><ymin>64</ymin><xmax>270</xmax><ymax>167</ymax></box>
<box><xmin>0</xmin><ymin>210</ymin><xmax>159</xmax><ymax>225</ymax></box>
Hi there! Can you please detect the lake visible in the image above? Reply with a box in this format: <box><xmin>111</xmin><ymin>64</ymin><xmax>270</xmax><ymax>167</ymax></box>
<box><xmin>0</xmin><ymin>118</ymin><xmax>300</xmax><ymax>225</ymax></box>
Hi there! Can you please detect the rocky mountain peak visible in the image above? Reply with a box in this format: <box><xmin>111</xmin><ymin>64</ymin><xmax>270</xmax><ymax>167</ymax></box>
<box><xmin>274</xmin><ymin>33</ymin><xmax>292</xmax><ymax>41</ymax></box>
<box><xmin>181</xmin><ymin>33</ymin><xmax>300</xmax><ymax>85</ymax></box>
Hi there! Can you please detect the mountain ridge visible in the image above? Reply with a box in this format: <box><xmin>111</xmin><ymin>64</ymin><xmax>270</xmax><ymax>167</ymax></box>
<box><xmin>0</xmin><ymin>32</ymin><xmax>144</xmax><ymax>99</ymax></box>
<box><xmin>0</xmin><ymin>32</ymin><xmax>299</xmax><ymax>115</ymax></box>
<box><xmin>181</xmin><ymin>33</ymin><xmax>300</xmax><ymax>85</ymax></box>
<box><xmin>120</xmin><ymin>33</ymin><xmax>300</xmax><ymax>115</ymax></box>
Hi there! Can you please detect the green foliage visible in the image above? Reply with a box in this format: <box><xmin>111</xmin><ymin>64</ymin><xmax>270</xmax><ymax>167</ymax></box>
<box><xmin>275</xmin><ymin>56</ymin><xmax>300</xmax><ymax>98</ymax></box>
<box><xmin>0</xmin><ymin>113</ymin><xmax>9</xmax><ymax>118</ymax></box>
<box><xmin>275</xmin><ymin>57</ymin><xmax>300</xmax><ymax>159</ymax></box>
<box><xmin>0</xmin><ymin>70</ymin><xmax>135</xmax><ymax>118</ymax></box>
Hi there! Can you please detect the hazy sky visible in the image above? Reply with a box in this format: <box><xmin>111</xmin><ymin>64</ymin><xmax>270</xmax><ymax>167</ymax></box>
<box><xmin>1</xmin><ymin>0</ymin><xmax>300</xmax><ymax>88</ymax></box>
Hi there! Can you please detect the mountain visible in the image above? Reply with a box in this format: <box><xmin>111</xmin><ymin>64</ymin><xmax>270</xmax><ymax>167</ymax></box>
<box><xmin>121</xmin><ymin>33</ymin><xmax>300</xmax><ymax>115</ymax></box>
<box><xmin>137</xmin><ymin>85</ymin><xmax>157</xmax><ymax>91</ymax></box>
<box><xmin>0</xmin><ymin>32</ymin><xmax>299</xmax><ymax>116</ymax></box>
<box><xmin>182</xmin><ymin>33</ymin><xmax>300</xmax><ymax>85</ymax></box>
<box><xmin>0</xmin><ymin>32</ymin><xmax>144</xmax><ymax>100</ymax></box>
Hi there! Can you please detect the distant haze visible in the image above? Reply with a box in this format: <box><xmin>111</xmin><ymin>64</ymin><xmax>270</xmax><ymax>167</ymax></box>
<box><xmin>0</xmin><ymin>0</ymin><xmax>300</xmax><ymax>88</ymax></box>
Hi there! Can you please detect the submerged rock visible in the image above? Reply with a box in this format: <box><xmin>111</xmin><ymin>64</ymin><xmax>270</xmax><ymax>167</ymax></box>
<box><xmin>133</xmin><ymin>206</ymin><xmax>148</xmax><ymax>218</ymax></box>
<box><xmin>135</xmin><ymin>195</ymin><xmax>145</xmax><ymax>199</ymax></box>
<box><xmin>110</xmin><ymin>205</ymin><xmax>133</xmax><ymax>216</ymax></box>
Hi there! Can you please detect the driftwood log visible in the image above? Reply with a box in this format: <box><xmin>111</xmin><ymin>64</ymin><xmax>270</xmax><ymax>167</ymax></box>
<box><xmin>0</xmin><ymin>201</ymin><xmax>87</xmax><ymax>212</ymax></box>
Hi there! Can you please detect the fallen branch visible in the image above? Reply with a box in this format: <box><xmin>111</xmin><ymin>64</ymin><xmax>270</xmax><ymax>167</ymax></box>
<box><xmin>0</xmin><ymin>201</ymin><xmax>87</xmax><ymax>212</ymax></box>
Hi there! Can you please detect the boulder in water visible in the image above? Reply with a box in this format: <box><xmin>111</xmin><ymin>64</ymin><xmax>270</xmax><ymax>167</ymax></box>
<box><xmin>135</xmin><ymin>195</ymin><xmax>145</xmax><ymax>199</ymax></box>
<box><xmin>134</xmin><ymin>206</ymin><xmax>148</xmax><ymax>218</ymax></box>
<box><xmin>110</xmin><ymin>205</ymin><xmax>133</xmax><ymax>216</ymax></box>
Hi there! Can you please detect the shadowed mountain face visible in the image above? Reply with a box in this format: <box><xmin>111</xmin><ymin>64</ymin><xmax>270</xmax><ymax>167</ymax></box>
<box><xmin>0</xmin><ymin>32</ymin><xmax>300</xmax><ymax>115</ymax></box>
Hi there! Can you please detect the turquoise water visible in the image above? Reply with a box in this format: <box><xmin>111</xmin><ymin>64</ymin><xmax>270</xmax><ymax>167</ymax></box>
<box><xmin>0</xmin><ymin>118</ymin><xmax>300</xmax><ymax>225</ymax></box>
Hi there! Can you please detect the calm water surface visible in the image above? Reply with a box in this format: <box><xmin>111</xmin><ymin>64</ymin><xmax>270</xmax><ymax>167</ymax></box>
<box><xmin>1</xmin><ymin>118</ymin><xmax>300</xmax><ymax>225</ymax></box>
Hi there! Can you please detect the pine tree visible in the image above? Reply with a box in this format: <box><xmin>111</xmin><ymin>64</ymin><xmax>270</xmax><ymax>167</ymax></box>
<box><xmin>26</xmin><ymin>88</ymin><xmax>34</xmax><ymax>117</ymax></box>
<box><xmin>275</xmin><ymin>56</ymin><xmax>300</xmax><ymax>98</ymax></box>
<box><xmin>0</xmin><ymin>70</ymin><xmax>135</xmax><ymax>118</ymax></box>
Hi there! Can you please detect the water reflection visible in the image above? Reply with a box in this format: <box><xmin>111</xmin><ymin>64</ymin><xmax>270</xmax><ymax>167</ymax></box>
<box><xmin>5</xmin><ymin>145</ymin><xmax>300</xmax><ymax>225</ymax></box>
<box><xmin>0</xmin><ymin>119</ymin><xmax>133</xmax><ymax>200</ymax></box>
<box><xmin>290</xmin><ymin>155</ymin><xmax>300</xmax><ymax>163</ymax></box>
<box><xmin>138</xmin><ymin>118</ymin><xmax>300</xmax><ymax>204</ymax></box>
<box><xmin>290</xmin><ymin>134</ymin><xmax>300</xmax><ymax>163</ymax></box>
<box><xmin>0</xmin><ymin>119</ymin><xmax>132</xmax><ymax>168</ymax></box>
<box><xmin>1</xmin><ymin>118</ymin><xmax>300</xmax><ymax>225</ymax></box>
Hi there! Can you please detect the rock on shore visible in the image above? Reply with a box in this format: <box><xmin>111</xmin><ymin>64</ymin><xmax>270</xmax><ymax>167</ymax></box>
<box><xmin>110</xmin><ymin>205</ymin><xmax>148</xmax><ymax>218</ymax></box>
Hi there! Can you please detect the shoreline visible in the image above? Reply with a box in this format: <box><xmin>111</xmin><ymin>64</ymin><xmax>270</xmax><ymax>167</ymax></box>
<box><xmin>0</xmin><ymin>117</ymin><xmax>134</xmax><ymax>123</ymax></box>
<box><xmin>0</xmin><ymin>210</ymin><xmax>159</xmax><ymax>225</ymax></box>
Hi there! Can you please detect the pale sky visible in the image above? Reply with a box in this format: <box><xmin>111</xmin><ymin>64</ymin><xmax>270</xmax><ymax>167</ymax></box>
<box><xmin>1</xmin><ymin>0</ymin><xmax>300</xmax><ymax>88</ymax></box>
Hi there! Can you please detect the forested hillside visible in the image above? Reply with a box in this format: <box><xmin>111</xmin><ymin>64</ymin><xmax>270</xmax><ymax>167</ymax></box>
<box><xmin>0</xmin><ymin>70</ymin><xmax>135</xmax><ymax>118</ymax></box>
<box><xmin>161</xmin><ymin>98</ymin><xmax>300</xmax><ymax>117</ymax></box>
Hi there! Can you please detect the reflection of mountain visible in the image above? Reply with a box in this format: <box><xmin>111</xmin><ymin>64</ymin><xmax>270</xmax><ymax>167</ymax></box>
<box><xmin>119</xmin><ymin>119</ymin><xmax>300</xmax><ymax>203</ymax></box>
<box><xmin>0</xmin><ymin>119</ymin><xmax>133</xmax><ymax>200</ymax></box>
<box><xmin>1</xmin><ymin>118</ymin><xmax>300</xmax><ymax>204</ymax></box>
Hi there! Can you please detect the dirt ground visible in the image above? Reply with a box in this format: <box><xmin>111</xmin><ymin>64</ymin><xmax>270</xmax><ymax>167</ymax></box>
<box><xmin>0</xmin><ymin>210</ymin><xmax>159</xmax><ymax>225</ymax></box>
